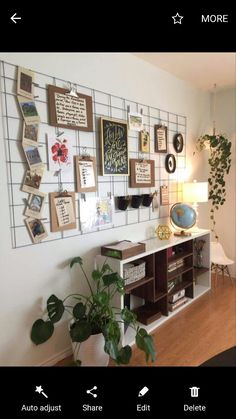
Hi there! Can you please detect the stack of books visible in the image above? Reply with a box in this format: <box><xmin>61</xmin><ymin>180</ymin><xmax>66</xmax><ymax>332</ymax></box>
<box><xmin>168</xmin><ymin>258</ymin><xmax>184</xmax><ymax>274</ymax></box>
<box><xmin>168</xmin><ymin>289</ymin><xmax>188</xmax><ymax>312</ymax></box>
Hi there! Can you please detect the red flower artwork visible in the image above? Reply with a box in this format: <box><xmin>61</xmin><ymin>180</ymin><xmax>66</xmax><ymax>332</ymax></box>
<box><xmin>51</xmin><ymin>140</ymin><xmax>69</xmax><ymax>164</ymax></box>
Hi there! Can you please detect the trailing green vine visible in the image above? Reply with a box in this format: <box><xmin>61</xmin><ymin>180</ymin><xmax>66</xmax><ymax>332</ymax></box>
<box><xmin>196</xmin><ymin>134</ymin><xmax>231</xmax><ymax>240</ymax></box>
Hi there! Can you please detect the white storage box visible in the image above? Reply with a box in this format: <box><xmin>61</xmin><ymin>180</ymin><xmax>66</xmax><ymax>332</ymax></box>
<box><xmin>123</xmin><ymin>260</ymin><xmax>146</xmax><ymax>285</ymax></box>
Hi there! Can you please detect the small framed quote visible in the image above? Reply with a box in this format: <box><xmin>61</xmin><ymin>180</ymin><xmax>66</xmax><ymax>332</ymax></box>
<box><xmin>75</xmin><ymin>156</ymin><xmax>97</xmax><ymax>192</ymax></box>
<box><xmin>160</xmin><ymin>185</ymin><xmax>169</xmax><ymax>205</ymax></box>
<box><xmin>154</xmin><ymin>124</ymin><xmax>167</xmax><ymax>153</ymax></box>
<box><xmin>48</xmin><ymin>85</ymin><xmax>93</xmax><ymax>132</ymax></box>
<box><xmin>101</xmin><ymin>117</ymin><xmax>129</xmax><ymax>176</ymax></box>
<box><xmin>49</xmin><ymin>191</ymin><xmax>76</xmax><ymax>232</ymax></box>
<box><xmin>130</xmin><ymin>159</ymin><xmax>155</xmax><ymax>188</ymax></box>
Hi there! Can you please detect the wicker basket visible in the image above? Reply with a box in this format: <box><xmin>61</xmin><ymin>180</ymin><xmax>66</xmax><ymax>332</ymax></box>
<box><xmin>123</xmin><ymin>260</ymin><xmax>146</xmax><ymax>285</ymax></box>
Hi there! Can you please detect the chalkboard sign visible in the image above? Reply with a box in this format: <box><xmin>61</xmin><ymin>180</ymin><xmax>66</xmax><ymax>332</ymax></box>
<box><xmin>101</xmin><ymin>117</ymin><xmax>129</xmax><ymax>176</ymax></box>
<box><xmin>48</xmin><ymin>85</ymin><xmax>93</xmax><ymax>132</ymax></box>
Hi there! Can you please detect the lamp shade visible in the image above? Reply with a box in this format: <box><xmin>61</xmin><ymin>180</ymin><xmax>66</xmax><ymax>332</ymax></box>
<box><xmin>182</xmin><ymin>181</ymin><xmax>208</xmax><ymax>203</ymax></box>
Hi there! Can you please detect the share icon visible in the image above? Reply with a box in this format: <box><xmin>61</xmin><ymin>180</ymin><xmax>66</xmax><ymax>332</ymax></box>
<box><xmin>86</xmin><ymin>386</ymin><xmax>98</xmax><ymax>398</ymax></box>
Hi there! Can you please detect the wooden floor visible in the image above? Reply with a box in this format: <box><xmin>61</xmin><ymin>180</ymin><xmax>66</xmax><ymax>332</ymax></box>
<box><xmin>56</xmin><ymin>275</ymin><xmax>236</xmax><ymax>367</ymax></box>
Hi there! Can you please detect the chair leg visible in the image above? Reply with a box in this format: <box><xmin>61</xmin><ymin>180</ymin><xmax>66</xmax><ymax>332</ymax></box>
<box><xmin>222</xmin><ymin>266</ymin><xmax>224</xmax><ymax>283</ymax></box>
<box><xmin>225</xmin><ymin>266</ymin><xmax>234</xmax><ymax>286</ymax></box>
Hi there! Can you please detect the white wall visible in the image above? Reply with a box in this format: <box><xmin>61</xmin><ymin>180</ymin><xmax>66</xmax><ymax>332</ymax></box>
<box><xmin>211</xmin><ymin>88</ymin><xmax>236</xmax><ymax>276</ymax></box>
<box><xmin>0</xmin><ymin>53</ymin><xmax>211</xmax><ymax>365</ymax></box>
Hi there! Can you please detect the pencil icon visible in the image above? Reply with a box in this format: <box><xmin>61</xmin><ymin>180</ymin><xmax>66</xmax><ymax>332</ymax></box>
<box><xmin>138</xmin><ymin>386</ymin><xmax>149</xmax><ymax>397</ymax></box>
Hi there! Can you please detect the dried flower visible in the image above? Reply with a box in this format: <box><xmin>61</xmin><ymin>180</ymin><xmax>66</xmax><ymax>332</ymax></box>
<box><xmin>194</xmin><ymin>239</ymin><xmax>205</xmax><ymax>253</ymax></box>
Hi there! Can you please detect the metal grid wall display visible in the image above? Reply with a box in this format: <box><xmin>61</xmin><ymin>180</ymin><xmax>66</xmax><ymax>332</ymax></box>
<box><xmin>0</xmin><ymin>60</ymin><xmax>187</xmax><ymax>249</ymax></box>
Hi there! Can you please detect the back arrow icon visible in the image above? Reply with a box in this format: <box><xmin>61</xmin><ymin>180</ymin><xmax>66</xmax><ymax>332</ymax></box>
<box><xmin>11</xmin><ymin>13</ymin><xmax>21</xmax><ymax>23</ymax></box>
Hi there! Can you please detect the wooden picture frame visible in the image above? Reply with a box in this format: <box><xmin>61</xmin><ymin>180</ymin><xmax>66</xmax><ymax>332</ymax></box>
<box><xmin>139</xmin><ymin>130</ymin><xmax>150</xmax><ymax>153</ymax></box>
<box><xmin>75</xmin><ymin>155</ymin><xmax>97</xmax><ymax>192</ymax></box>
<box><xmin>130</xmin><ymin>159</ymin><xmax>155</xmax><ymax>188</ymax></box>
<box><xmin>48</xmin><ymin>85</ymin><xmax>93</xmax><ymax>132</ymax></box>
<box><xmin>49</xmin><ymin>192</ymin><xmax>76</xmax><ymax>232</ymax></box>
<box><xmin>101</xmin><ymin>117</ymin><xmax>129</xmax><ymax>176</ymax></box>
<box><xmin>154</xmin><ymin>124</ymin><xmax>167</xmax><ymax>153</ymax></box>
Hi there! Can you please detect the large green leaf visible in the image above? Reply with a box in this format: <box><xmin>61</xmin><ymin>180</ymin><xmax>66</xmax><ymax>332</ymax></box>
<box><xmin>73</xmin><ymin>302</ymin><xmax>86</xmax><ymax>320</ymax></box>
<box><xmin>92</xmin><ymin>270</ymin><xmax>103</xmax><ymax>281</ymax></box>
<box><xmin>104</xmin><ymin>320</ymin><xmax>120</xmax><ymax>344</ymax></box>
<box><xmin>70</xmin><ymin>320</ymin><xmax>91</xmax><ymax>342</ymax></box>
<box><xmin>31</xmin><ymin>319</ymin><xmax>54</xmax><ymax>345</ymax></box>
<box><xmin>104</xmin><ymin>339</ymin><xmax>119</xmax><ymax>360</ymax></box>
<box><xmin>117</xmin><ymin>345</ymin><xmax>132</xmax><ymax>364</ymax></box>
<box><xmin>47</xmin><ymin>295</ymin><xmax>64</xmax><ymax>324</ymax></box>
<box><xmin>136</xmin><ymin>328</ymin><xmax>156</xmax><ymax>362</ymax></box>
<box><xmin>121</xmin><ymin>307</ymin><xmax>137</xmax><ymax>324</ymax></box>
<box><xmin>93</xmin><ymin>291</ymin><xmax>109</xmax><ymax>306</ymax></box>
<box><xmin>102</xmin><ymin>272</ymin><xmax>119</xmax><ymax>286</ymax></box>
<box><xmin>70</xmin><ymin>257</ymin><xmax>83</xmax><ymax>268</ymax></box>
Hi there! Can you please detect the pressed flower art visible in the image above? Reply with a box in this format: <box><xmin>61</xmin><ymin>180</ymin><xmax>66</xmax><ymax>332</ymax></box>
<box><xmin>47</xmin><ymin>135</ymin><xmax>73</xmax><ymax>174</ymax></box>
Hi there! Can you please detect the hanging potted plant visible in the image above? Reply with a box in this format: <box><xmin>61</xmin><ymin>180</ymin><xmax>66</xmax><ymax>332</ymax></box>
<box><xmin>30</xmin><ymin>257</ymin><xmax>156</xmax><ymax>366</ymax></box>
<box><xmin>195</xmin><ymin>134</ymin><xmax>231</xmax><ymax>240</ymax></box>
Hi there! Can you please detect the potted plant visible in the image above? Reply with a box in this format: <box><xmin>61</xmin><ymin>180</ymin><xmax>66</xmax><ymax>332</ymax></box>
<box><xmin>195</xmin><ymin>134</ymin><xmax>231</xmax><ymax>240</ymax></box>
<box><xmin>31</xmin><ymin>257</ymin><xmax>156</xmax><ymax>366</ymax></box>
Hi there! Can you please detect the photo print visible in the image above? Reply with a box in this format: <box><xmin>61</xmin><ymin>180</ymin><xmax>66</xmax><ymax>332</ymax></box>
<box><xmin>23</xmin><ymin>144</ymin><xmax>43</xmax><ymax>169</ymax></box>
<box><xmin>17</xmin><ymin>66</ymin><xmax>35</xmax><ymax>99</ymax></box>
<box><xmin>128</xmin><ymin>111</ymin><xmax>143</xmax><ymax>132</ymax></box>
<box><xmin>24</xmin><ymin>191</ymin><xmax>47</xmax><ymax>219</ymax></box>
<box><xmin>22</xmin><ymin>122</ymin><xmax>39</xmax><ymax>146</ymax></box>
<box><xmin>25</xmin><ymin>218</ymin><xmax>48</xmax><ymax>244</ymax></box>
<box><xmin>21</xmin><ymin>166</ymin><xmax>45</xmax><ymax>194</ymax></box>
<box><xmin>17</xmin><ymin>96</ymin><xmax>40</xmax><ymax>125</ymax></box>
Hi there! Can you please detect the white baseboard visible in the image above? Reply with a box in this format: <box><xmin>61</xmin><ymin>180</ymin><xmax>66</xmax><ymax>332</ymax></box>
<box><xmin>38</xmin><ymin>347</ymin><xmax>72</xmax><ymax>366</ymax></box>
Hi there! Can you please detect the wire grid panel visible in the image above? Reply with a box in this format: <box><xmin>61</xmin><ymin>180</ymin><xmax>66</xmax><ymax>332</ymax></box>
<box><xmin>0</xmin><ymin>60</ymin><xmax>186</xmax><ymax>249</ymax></box>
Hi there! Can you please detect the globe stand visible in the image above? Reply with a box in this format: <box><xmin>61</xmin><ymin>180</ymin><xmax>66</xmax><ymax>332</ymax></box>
<box><xmin>174</xmin><ymin>230</ymin><xmax>192</xmax><ymax>237</ymax></box>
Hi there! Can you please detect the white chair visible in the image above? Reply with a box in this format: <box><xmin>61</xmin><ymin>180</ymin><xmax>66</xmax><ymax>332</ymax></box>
<box><xmin>211</xmin><ymin>242</ymin><xmax>234</xmax><ymax>285</ymax></box>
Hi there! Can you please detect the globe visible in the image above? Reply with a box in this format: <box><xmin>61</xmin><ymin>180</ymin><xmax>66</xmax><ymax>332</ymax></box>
<box><xmin>170</xmin><ymin>203</ymin><xmax>196</xmax><ymax>230</ymax></box>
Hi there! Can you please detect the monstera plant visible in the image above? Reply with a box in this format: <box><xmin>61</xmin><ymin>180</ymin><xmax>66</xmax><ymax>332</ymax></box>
<box><xmin>196</xmin><ymin>134</ymin><xmax>231</xmax><ymax>240</ymax></box>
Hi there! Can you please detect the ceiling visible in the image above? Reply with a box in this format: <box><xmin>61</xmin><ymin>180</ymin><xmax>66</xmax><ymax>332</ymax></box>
<box><xmin>133</xmin><ymin>53</ymin><xmax>236</xmax><ymax>91</ymax></box>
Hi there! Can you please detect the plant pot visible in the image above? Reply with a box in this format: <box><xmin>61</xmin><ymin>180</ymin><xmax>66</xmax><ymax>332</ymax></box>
<box><xmin>71</xmin><ymin>331</ymin><xmax>109</xmax><ymax>366</ymax></box>
<box><xmin>117</xmin><ymin>196</ymin><xmax>129</xmax><ymax>211</ymax></box>
<box><xmin>142</xmin><ymin>194</ymin><xmax>153</xmax><ymax>207</ymax></box>
<box><xmin>131</xmin><ymin>195</ymin><xmax>142</xmax><ymax>209</ymax></box>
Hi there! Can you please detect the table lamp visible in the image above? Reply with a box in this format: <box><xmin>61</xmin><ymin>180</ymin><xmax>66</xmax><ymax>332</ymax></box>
<box><xmin>182</xmin><ymin>180</ymin><xmax>208</xmax><ymax>230</ymax></box>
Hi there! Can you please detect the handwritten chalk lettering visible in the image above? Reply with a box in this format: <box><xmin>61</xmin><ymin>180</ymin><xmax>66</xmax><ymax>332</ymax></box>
<box><xmin>104</xmin><ymin>123</ymin><xmax>128</xmax><ymax>174</ymax></box>
<box><xmin>135</xmin><ymin>162</ymin><xmax>151</xmax><ymax>183</ymax></box>
<box><xmin>55</xmin><ymin>93</ymin><xmax>88</xmax><ymax>127</ymax></box>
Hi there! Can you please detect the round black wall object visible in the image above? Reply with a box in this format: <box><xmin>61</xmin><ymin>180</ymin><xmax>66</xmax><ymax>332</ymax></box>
<box><xmin>165</xmin><ymin>154</ymin><xmax>176</xmax><ymax>173</ymax></box>
<box><xmin>173</xmin><ymin>133</ymin><xmax>184</xmax><ymax>153</ymax></box>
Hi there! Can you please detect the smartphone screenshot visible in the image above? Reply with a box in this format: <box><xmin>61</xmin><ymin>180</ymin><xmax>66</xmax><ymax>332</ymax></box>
<box><xmin>0</xmin><ymin>5</ymin><xmax>235</xmax><ymax>417</ymax></box>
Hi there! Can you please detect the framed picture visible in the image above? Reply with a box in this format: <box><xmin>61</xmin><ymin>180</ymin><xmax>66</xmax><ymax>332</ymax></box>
<box><xmin>154</xmin><ymin>124</ymin><xmax>167</xmax><ymax>153</ymax></box>
<box><xmin>17</xmin><ymin>96</ymin><xmax>40</xmax><ymax>125</ymax></box>
<box><xmin>48</xmin><ymin>85</ymin><xmax>93</xmax><ymax>132</ymax></box>
<box><xmin>139</xmin><ymin>130</ymin><xmax>150</xmax><ymax>153</ymax></box>
<box><xmin>17</xmin><ymin>66</ymin><xmax>34</xmax><ymax>99</ymax></box>
<box><xmin>23</xmin><ymin>144</ymin><xmax>43</xmax><ymax>169</ymax></box>
<box><xmin>24</xmin><ymin>191</ymin><xmax>47</xmax><ymax>218</ymax></box>
<box><xmin>47</xmin><ymin>134</ymin><xmax>73</xmax><ymax>175</ymax></box>
<box><xmin>75</xmin><ymin>156</ymin><xmax>97</xmax><ymax>192</ymax></box>
<box><xmin>21</xmin><ymin>166</ymin><xmax>44</xmax><ymax>194</ymax></box>
<box><xmin>130</xmin><ymin>159</ymin><xmax>155</xmax><ymax>188</ymax></box>
<box><xmin>128</xmin><ymin>112</ymin><xmax>143</xmax><ymax>132</ymax></box>
<box><xmin>101</xmin><ymin>117</ymin><xmax>129</xmax><ymax>176</ymax></box>
<box><xmin>49</xmin><ymin>192</ymin><xmax>76</xmax><ymax>232</ymax></box>
<box><xmin>160</xmin><ymin>185</ymin><xmax>169</xmax><ymax>205</ymax></box>
<box><xmin>173</xmin><ymin>133</ymin><xmax>184</xmax><ymax>153</ymax></box>
<box><xmin>25</xmin><ymin>218</ymin><xmax>48</xmax><ymax>243</ymax></box>
<box><xmin>80</xmin><ymin>197</ymin><xmax>113</xmax><ymax>233</ymax></box>
<box><xmin>22</xmin><ymin>122</ymin><xmax>39</xmax><ymax>146</ymax></box>
<box><xmin>165</xmin><ymin>154</ymin><xmax>176</xmax><ymax>173</ymax></box>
